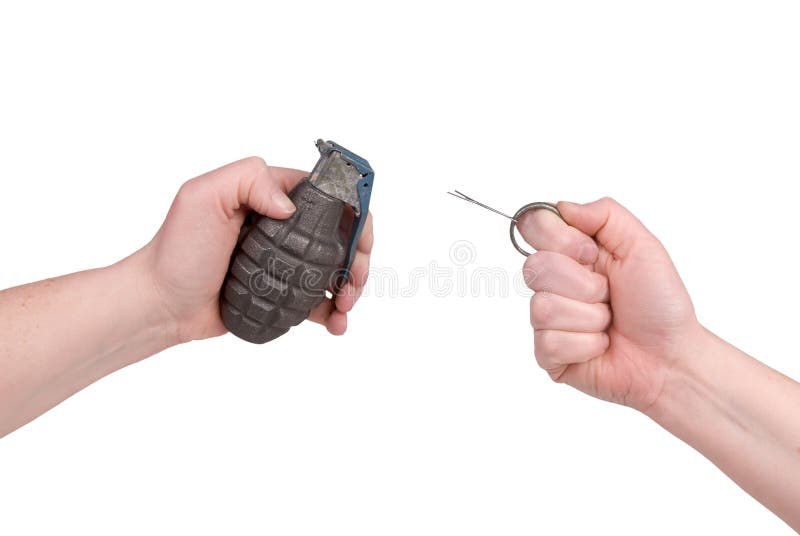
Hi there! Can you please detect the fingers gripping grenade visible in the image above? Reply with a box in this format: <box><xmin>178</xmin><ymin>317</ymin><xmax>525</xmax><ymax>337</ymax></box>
<box><xmin>220</xmin><ymin>140</ymin><xmax>374</xmax><ymax>343</ymax></box>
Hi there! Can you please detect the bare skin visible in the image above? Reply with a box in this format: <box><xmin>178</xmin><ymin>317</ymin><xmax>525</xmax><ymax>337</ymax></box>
<box><xmin>0</xmin><ymin>157</ymin><xmax>373</xmax><ymax>437</ymax></box>
<box><xmin>519</xmin><ymin>197</ymin><xmax>800</xmax><ymax>531</ymax></box>
<box><xmin>2</xmin><ymin>165</ymin><xmax>797</xmax><ymax>529</ymax></box>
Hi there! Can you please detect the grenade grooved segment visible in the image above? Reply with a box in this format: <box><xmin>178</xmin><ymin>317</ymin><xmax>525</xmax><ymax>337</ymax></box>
<box><xmin>220</xmin><ymin>179</ymin><xmax>348</xmax><ymax>344</ymax></box>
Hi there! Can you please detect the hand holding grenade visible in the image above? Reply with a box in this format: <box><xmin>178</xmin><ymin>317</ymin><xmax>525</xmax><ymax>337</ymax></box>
<box><xmin>220</xmin><ymin>140</ymin><xmax>374</xmax><ymax>343</ymax></box>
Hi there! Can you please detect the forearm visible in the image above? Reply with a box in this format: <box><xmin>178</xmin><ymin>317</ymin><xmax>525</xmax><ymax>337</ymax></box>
<box><xmin>0</xmin><ymin>248</ymin><xmax>178</xmax><ymax>436</ymax></box>
<box><xmin>647</xmin><ymin>326</ymin><xmax>800</xmax><ymax>530</ymax></box>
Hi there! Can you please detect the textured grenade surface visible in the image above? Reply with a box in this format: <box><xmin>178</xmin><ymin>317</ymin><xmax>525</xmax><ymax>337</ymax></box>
<box><xmin>220</xmin><ymin>180</ymin><xmax>348</xmax><ymax>343</ymax></box>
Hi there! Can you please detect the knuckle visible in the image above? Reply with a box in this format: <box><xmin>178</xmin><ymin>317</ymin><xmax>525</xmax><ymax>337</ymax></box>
<box><xmin>530</xmin><ymin>293</ymin><xmax>553</xmax><ymax>327</ymax></box>
<box><xmin>598</xmin><ymin>196</ymin><xmax>627</xmax><ymax>214</ymax></box>
<box><xmin>547</xmin><ymin>369</ymin><xmax>566</xmax><ymax>383</ymax></box>
<box><xmin>177</xmin><ymin>177</ymin><xmax>201</xmax><ymax>200</ymax></box>
<box><xmin>243</xmin><ymin>155</ymin><xmax>269</xmax><ymax>171</ymax></box>
<box><xmin>555</xmin><ymin>230</ymin><xmax>574</xmax><ymax>251</ymax></box>
<box><xmin>534</xmin><ymin>330</ymin><xmax>559</xmax><ymax>358</ymax></box>
<box><xmin>353</xmin><ymin>265</ymin><xmax>370</xmax><ymax>287</ymax></box>
<box><xmin>599</xmin><ymin>303</ymin><xmax>613</xmax><ymax>327</ymax></box>
<box><xmin>523</xmin><ymin>250</ymin><xmax>542</xmax><ymax>268</ymax></box>
<box><xmin>524</xmin><ymin>251</ymin><xmax>554</xmax><ymax>275</ymax></box>
<box><xmin>598</xmin><ymin>332</ymin><xmax>611</xmax><ymax>352</ymax></box>
<box><xmin>522</xmin><ymin>252</ymin><xmax>547</xmax><ymax>287</ymax></box>
<box><xmin>532</xmin><ymin>347</ymin><xmax>549</xmax><ymax>370</ymax></box>
<box><xmin>361</xmin><ymin>227</ymin><xmax>375</xmax><ymax>251</ymax></box>
<box><xmin>589</xmin><ymin>332</ymin><xmax>609</xmax><ymax>357</ymax></box>
<box><xmin>585</xmin><ymin>273</ymin><xmax>605</xmax><ymax>301</ymax></box>
<box><xmin>590</xmin><ymin>274</ymin><xmax>603</xmax><ymax>300</ymax></box>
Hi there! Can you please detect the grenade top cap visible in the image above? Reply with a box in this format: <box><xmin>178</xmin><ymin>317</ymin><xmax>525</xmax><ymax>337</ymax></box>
<box><xmin>309</xmin><ymin>139</ymin><xmax>373</xmax><ymax>217</ymax></box>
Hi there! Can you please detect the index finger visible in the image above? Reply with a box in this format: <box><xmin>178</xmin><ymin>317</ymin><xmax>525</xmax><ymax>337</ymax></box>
<box><xmin>516</xmin><ymin>207</ymin><xmax>598</xmax><ymax>264</ymax></box>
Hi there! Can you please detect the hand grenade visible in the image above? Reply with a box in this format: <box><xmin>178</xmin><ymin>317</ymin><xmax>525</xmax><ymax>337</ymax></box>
<box><xmin>220</xmin><ymin>140</ymin><xmax>374</xmax><ymax>343</ymax></box>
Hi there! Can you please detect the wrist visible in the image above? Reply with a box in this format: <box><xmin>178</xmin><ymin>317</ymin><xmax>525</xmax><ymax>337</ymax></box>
<box><xmin>642</xmin><ymin>324</ymin><xmax>755</xmax><ymax>452</ymax></box>
<box><xmin>110</xmin><ymin>247</ymin><xmax>182</xmax><ymax>354</ymax></box>
<box><xmin>643</xmin><ymin>323</ymin><xmax>719</xmax><ymax>424</ymax></box>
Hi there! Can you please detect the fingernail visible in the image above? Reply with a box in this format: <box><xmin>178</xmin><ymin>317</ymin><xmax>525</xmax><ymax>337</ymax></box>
<box><xmin>578</xmin><ymin>242</ymin><xmax>598</xmax><ymax>264</ymax></box>
<box><xmin>272</xmin><ymin>191</ymin><xmax>296</xmax><ymax>213</ymax></box>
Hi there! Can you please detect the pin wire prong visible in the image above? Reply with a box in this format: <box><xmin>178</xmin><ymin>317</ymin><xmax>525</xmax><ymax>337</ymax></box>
<box><xmin>446</xmin><ymin>190</ymin><xmax>517</xmax><ymax>221</ymax></box>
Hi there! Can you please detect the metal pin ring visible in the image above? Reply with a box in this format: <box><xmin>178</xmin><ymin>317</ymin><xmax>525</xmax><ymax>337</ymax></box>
<box><xmin>509</xmin><ymin>202</ymin><xmax>563</xmax><ymax>256</ymax></box>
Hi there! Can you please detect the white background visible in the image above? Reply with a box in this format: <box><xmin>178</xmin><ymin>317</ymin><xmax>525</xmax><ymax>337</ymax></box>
<box><xmin>1</xmin><ymin>1</ymin><xmax>799</xmax><ymax>534</ymax></box>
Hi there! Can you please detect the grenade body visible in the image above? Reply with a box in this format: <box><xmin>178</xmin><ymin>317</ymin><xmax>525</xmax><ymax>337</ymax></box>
<box><xmin>220</xmin><ymin>179</ymin><xmax>348</xmax><ymax>343</ymax></box>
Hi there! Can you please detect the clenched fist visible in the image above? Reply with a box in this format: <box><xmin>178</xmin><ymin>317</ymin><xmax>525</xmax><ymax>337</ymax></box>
<box><xmin>519</xmin><ymin>197</ymin><xmax>699</xmax><ymax>412</ymax></box>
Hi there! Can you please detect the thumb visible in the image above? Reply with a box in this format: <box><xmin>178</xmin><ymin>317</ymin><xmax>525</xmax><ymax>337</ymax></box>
<box><xmin>196</xmin><ymin>157</ymin><xmax>309</xmax><ymax>220</ymax></box>
<box><xmin>557</xmin><ymin>197</ymin><xmax>653</xmax><ymax>259</ymax></box>
<box><xmin>234</xmin><ymin>158</ymin><xmax>307</xmax><ymax>219</ymax></box>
